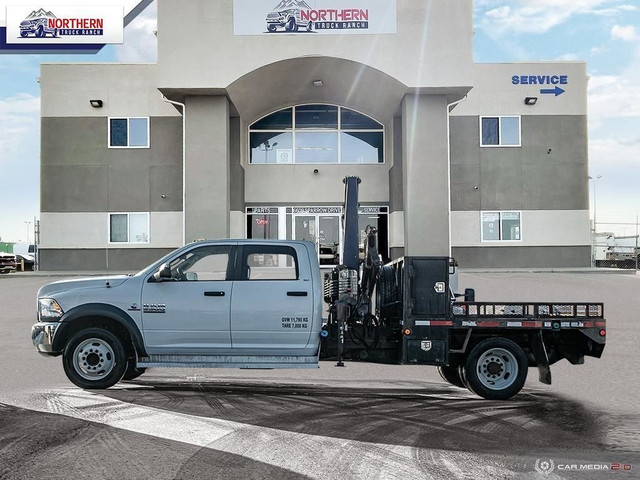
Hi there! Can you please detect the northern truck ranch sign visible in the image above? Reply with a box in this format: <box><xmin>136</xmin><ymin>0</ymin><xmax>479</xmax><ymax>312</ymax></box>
<box><xmin>233</xmin><ymin>0</ymin><xmax>397</xmax><ymax>35</ymax></box>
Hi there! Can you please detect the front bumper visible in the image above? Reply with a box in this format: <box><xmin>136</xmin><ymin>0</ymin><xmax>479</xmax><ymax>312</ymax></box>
<box><xmin>31</xmin><ymin>322</ymin><xmax>60</xmax><ymax>355</ymax></box>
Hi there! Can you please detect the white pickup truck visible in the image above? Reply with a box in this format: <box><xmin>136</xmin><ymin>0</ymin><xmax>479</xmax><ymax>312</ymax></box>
<box><xmin>32</xmin><ymin>235</ymin><xmax>606</xmax><ymax>400</ymax></box>
<box><xmin>32</xmin><ymin>240</ymin><xmax>323</xmax><ymax>389</ymax></box>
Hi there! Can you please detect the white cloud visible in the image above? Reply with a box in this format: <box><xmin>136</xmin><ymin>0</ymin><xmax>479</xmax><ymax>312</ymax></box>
<box><xmin>588</xmin><ymin>75</ymin><xmax>640</xmax><ymax>130</ymax></box>
<box><xmin>477</xmin><ymin>0</ymin><xmax>631</xmax><ymax>35</ymax></box>
<box><xmin>0</xmin><ymin>93</ymin><xmax>40</xmax><ymax>160</ymax></box>
<box><xmin>590</xmin><ymin>46</ymin><xmax>608</xmax><ymax>54</ymax></box>
<box><xmin>114</xmin><ymin>1</ymin><xmax>157</xmax><ymax>63</ymax></box>
<box><xmin>611</xmin><ymin>24</ymin><xmax>640</xmax><ymax>41</ymax></box>
<box><xmin>556</xmin><ymin>53</ymin><xmax>580</xmax><ymax>61</ymax></box>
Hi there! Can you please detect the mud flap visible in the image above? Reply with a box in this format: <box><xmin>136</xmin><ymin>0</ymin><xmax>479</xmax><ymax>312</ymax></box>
<box><xmin>531</xmin><ymin>331</ymin><xmax>552</xmax><ymax>385</ymax></box>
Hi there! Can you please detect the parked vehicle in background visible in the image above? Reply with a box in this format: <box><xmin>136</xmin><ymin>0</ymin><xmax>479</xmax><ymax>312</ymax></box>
<box><xmin>0</xmin><ymin>252</ymin><xmax>17</xmax><ymax>274</ymax></box>
<box><xmin>12</xmin><ymin>243</ymin><xmax>36</xmax><ymax>271</ymax></box>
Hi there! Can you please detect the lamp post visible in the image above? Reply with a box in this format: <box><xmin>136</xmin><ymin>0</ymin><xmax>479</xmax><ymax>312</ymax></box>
<box><xmin>589</xmin><ymin>175</ymin><xmax>602</xmax><ymax>234</ymax></box>
<box><xmin>25</xmin><ymin>221</ymin><xmax>31</xmax><ymax>243</ymax></box>
<box><xmin>589</xmin><ymin>175</ymin><xmax>602</xmax><ymax>267</ymax></box>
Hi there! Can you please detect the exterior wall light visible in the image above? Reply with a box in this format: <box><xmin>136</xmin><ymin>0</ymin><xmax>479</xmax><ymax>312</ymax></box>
<box><xmin>524</xmin><ymin>97</ymin><xmax>538</xmax><ymax>105</ymax></box>
<box><xmin>89</xmin><ymin>99</ymin><xmax>103</xmax><ymax>108</ymax></box>
<box><xmin>313</xmin><ymin>80</ymin><xmax>323</xmax><ymax>87</ymax></box>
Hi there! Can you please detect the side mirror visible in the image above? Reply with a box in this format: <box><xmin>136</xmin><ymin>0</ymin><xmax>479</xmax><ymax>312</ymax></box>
<box><xmin>151</xmin><ymin>263</ymin><xmax>172</xmax><ymax>282</ymax></box>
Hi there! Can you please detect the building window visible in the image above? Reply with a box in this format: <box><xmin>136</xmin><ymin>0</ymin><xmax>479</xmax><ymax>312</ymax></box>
<box><xmin>246</xmin><ymin>206</ymin><xmax>389</xmax><ymax>264</ymax></box>
<box><xmin>482</xmin><ymin>211</ymin><xmax>521</xmax><ymax>241</ymax></box>
<box><xmin>480</xmin><ymin>116</ymin><xmax>520</xmax><ymax>147</ymax></box>
<box><xmin>109</xmin><ymin>117</ymin><xmax>149</xmax><ymax>148</ymax></box>
<box><xmin>109</xmin><ymin>213</ymin><xmax>149</xmax><ymax>243</ymax></box>
<box><xmin>249</xmin><ymin>105</ymin><xmax>384</xmax><ymax>164</ymax></box>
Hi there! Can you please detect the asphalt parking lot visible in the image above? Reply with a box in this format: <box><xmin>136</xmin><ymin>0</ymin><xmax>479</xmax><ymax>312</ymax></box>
<box><xmin>0</xmin><ymin>271</ymin><xmax>638</xmax><ymax>479</ymax></box>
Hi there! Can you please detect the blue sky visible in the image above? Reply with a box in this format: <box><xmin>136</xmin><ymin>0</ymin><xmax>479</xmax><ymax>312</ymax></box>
<box><xmin>1</xmin><ymin>0</ymin><xmax>639</xmax><ymax>242</ymax></box>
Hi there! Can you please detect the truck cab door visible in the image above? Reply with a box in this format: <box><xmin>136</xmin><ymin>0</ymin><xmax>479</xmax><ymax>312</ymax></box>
<box><xmin>141</xmin><ymin>244</ymin><xmax>236</xmax><ymax>354</ymax></box>
<box><xmin>230</xmin><ymin>244</ymin><xmax>313</xmax><ymax>351</ymax></box>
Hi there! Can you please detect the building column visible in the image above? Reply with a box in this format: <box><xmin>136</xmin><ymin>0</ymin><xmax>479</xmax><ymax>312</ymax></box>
<box><xmin>402</xmin><ymin>94</ymin><xmax>450</xmax><ymax>256</ymax></box>
<box><xmin>229</xmin><ymin>116</ymin><xmax>245</xmax><ymax>238</ymax></box>
<box><xmin>184</xmin><ymin>96</ymin><xmax>230</xmax><ymax>241</ymax></box>
<box><xmin>389</xmin><ymin>115</ymin><xmax>404</xmax><ymax>260</ymax></box>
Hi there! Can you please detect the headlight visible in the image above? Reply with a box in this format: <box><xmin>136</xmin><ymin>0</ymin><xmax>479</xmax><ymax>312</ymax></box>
<box><xmin>39</xmin><ymin>298</ymin><xmax>64</xmax><ymax>320</ymax></box>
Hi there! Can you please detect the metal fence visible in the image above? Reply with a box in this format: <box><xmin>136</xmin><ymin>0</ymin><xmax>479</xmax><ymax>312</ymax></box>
<box><xmin>593</xmin><ymin>219</ymin><xmax>639</xmax><ymax>270</ymax></box>
<box><xmin>593</xmin><ymin>244</ymin><xmax>638</xmax><ymax>269</ymax></box>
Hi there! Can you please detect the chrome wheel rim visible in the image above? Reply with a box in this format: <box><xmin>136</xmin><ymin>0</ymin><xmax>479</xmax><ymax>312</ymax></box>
<box><xmin>476</xmin><ymin>347</ymin><xmax>518</xmax><ymax>390</ymax></box>
<box><xmin>72</xmin><ymin>338</ymin><xmax>115</xmax><ymax>381</ymax></box>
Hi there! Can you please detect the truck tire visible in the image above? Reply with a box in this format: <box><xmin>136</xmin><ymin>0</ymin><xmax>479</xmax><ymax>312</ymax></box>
<box><xmin>122</xmin><ymin>365</ymin><xmax>146</xmax><ymax>381</ymax></box>
<box><xmin>437</xmin><ymin>365</ymin><xmax>465</xmax><ymax>388</ymax></box>
<box><xmin>62</xmin><ymin>328</ymin><xmax>127</xmax><ymax>389</ymax></box>
<box><xmin>463</xmin><ymin>337</ymin><xmax>528</xmax><ymax>400</ymax></box>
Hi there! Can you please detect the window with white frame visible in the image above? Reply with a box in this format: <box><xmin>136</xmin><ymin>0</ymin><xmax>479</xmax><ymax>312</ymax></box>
<box><xmin>249</xmin><ymin>105</ymin><xmax>384</xmax><ymax>164</ymax></box>
<box><xmin>480</xmin><ymin>116</ymin><xmax>521</xmax><ymax>147</ymax></box>
<box><xmin>109</xmin><ymin>213</ymin><xmax>149</xmax><ymax>243</ymax></box>
<box><xmin>481</xmin><ymin>211</ymin><xmax>521</xmax><ymax>241</ymax></box>
<box><xmin>109</xmin><ymin>117</ymin><xmax>149</xmax><ymax>148</ymax></box>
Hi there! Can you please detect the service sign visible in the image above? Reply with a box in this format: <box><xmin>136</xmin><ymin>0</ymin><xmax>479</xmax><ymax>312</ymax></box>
<box><xmin>5</xmin><ymin>4</ymin><xmax>123</xmax><ymax>44</ymax></box>
<box><xmin>233</xmin><ymin>0</ymin><xmax>397</xmax><ymax>35</ymax></box>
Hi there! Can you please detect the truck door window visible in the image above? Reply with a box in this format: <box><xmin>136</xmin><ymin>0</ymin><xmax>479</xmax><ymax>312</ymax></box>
<box><xmin>169</xmin><ymin>246</ymin><xmax>232</xmax><ymax>281</ymax></box>
<box><xmin>242</xmin><ymin>246</ymin><xmax>298</xmax><ymax>280</ymax></box>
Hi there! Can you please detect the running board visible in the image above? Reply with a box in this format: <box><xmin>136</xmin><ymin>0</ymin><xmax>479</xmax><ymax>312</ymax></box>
<box><xmin>137</xmin><ymin>355</ymin><xmax>319</xmax><ymax>369</ymax></box>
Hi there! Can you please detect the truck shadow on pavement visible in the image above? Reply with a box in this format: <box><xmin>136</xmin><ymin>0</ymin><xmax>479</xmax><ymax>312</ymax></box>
<box><xmin>101</xmin><ymin>379</ymin><xmax>639</xmax><ymax>457</ymax></box>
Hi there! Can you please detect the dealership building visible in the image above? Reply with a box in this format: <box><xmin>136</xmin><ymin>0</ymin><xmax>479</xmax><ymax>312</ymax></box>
<box><xmin>39</xmin><ymin>0</ymin><xmax>591</xmax><ymax>270</ymax></box>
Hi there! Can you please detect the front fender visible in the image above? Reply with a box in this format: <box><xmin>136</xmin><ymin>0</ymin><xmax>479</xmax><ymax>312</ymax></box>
<box><xmin>52</xmin><ymin>303</ymin><xmax>147</xmax><ymax>356</ymax></box>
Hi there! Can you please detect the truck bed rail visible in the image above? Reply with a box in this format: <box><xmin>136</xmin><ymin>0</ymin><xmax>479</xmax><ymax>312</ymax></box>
<box><xmin>452</xmin><ymin>302</ymin><xmax>604</xmax><ymax>319</ymax></box>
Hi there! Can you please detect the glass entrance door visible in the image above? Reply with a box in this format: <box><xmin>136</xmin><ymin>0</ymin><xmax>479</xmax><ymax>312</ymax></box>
<box><xmin>293</xmin><ymin>214</ymin><xmax>341</xmax><ymax>266</ymax></box>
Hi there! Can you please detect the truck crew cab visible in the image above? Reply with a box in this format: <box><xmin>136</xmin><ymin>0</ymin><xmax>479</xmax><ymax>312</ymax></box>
<box><xmin>32</xmin><ymin>178</ymin><xmax>606</xmax><ymax>400</ymax></box>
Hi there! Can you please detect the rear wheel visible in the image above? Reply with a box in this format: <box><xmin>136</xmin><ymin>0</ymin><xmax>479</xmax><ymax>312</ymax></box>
<box><xmin>62</xmin><ymin>328</ymin><xmax>127</xmax><ymax>389</ymax></box>
<box><xmin>437</xmin><ymin>365</ymin><xmax>465</xmax><ymax>388</ymax></box>
<box><xmin>463</xmin><ymin>337</ymin><xmax>528</xmax><ymax>400</ymax></box>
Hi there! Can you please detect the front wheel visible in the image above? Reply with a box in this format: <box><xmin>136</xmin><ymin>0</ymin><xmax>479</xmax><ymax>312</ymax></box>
<box><xmin>463</xmin><ymin>337</ymin><xmax>528</xmax><ymax>400</ymax></box>
<box><xmin>62</xmin><ymin>328</ymin><xmax>127</xmax><ymax>389</ymax></box>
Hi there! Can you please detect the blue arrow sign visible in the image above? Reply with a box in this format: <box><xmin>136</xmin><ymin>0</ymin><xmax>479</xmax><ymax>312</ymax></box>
<box><xmin>540</xmin><ymin>86</ymin><xmax>565</xmax><ymax>96</ymax></box>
